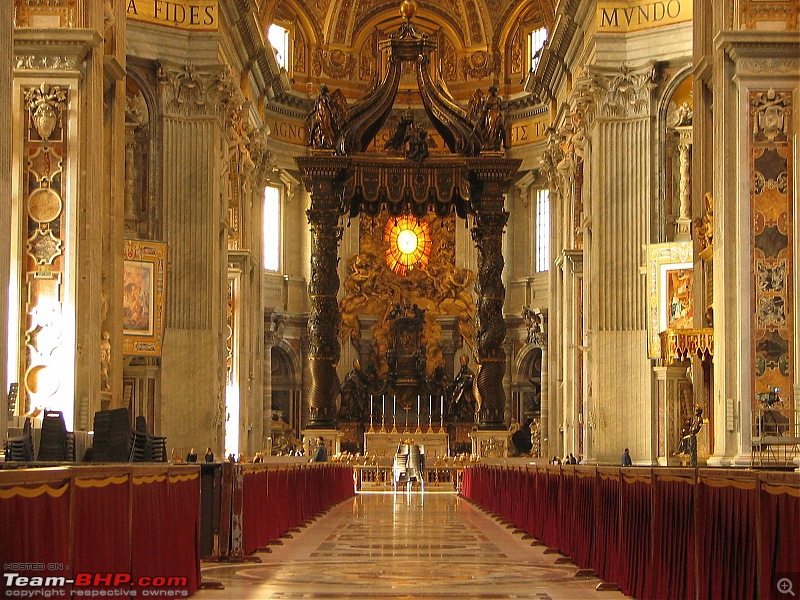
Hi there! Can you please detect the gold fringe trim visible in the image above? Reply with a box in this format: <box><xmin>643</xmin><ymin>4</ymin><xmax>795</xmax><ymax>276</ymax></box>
<box><xmin>700</xmin><ymin>477</ymin><xmax>757</xmax><ymax>490</ymax></box>
<box><xmin>132</xmin><ymin>474</ymin><xmax>167</xmax><ymax>485</ymax></box>
<box><xmin>75</xmin><ymin>475</ymin><xmax>129</xmax><ymax>488</ymax></box>
<box><xmin>0</xmin><ymin>482</ymin><xmax>69</xmax><ymax>499</ymax></box>
<box><xmin>762</xmin><ymin>483</ymin><xmax>800</xmax><ymax>497</ymax></box>
<box><xmin>168</xmin><ymin>472</ymin><xmax>199</xmax><ymax>483</ymax></box>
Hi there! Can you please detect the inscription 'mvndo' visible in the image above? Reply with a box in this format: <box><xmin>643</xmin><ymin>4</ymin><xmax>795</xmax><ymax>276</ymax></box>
<box><xmin>126</xmin><ymin>0</ymin><xmax>218</xmax><ymax>30</ymax></box>
<box><xmin>598</xmin><ymin>0</ymin><xmax>690</xmax><ymax>32</ymax></box>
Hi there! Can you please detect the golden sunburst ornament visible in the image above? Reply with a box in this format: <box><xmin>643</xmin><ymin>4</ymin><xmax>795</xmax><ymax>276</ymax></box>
<box><xmin>384</xmin><ymin>215</ymin><xmax>431</xmax><ymax>276</ymax></box>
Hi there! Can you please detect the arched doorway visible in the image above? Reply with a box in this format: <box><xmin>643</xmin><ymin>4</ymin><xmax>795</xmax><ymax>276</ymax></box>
<box><xmin>268</xmin><ymin>344</ymin><xmax>301</xmax><ymax>455</ymax></box>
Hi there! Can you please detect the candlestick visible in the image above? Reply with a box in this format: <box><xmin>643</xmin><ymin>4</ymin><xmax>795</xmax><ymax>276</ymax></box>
<box><xmin>370</xmin><ymin>395</ymin><xmax>373</xmax><ymax>417</ymax></box>
<box><xmin>393</xmin><ymin>395</ymin><xmax>396</xmax><ymax>417</ymax></box>
<box><xmin>380</xmin><ymin>395</ymin><xmax>386</xmax><ymax>432</ymax></box>
<box><xmin>440</xmin><ymin>395</ymin><xmax>444</xmax><ymax>416</ymax></box>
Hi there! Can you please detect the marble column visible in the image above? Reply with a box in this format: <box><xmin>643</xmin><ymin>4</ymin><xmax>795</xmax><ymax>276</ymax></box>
<box><xmin>296</xmin><ymin>157</ymin><xmax>348</xmax><ymax>429</ymax></box>
<box><xmin>674</xmin><ymin>126</ymin><xmax>693</xmax><ymax>241</ymax></box>
<box><xmin>468</xmin><ymin>159</ymin><xmax>519</xmax><ymax>430</ymax></box>
<box><xmin>157</xmin><ymin>63</ymin><xmax>229</xmax><ymax>450</ymax></box>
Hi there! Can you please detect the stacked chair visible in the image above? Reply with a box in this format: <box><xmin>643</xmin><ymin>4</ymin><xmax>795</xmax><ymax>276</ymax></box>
<box><xmin>36</xmin><ymin>410</ymin><xmax>75</xmax><ymax>461</ymax></box>
<box><xmin>4</xmin><ymin>418</ymin><xmax>34</xmax><ymax>461</ymax></box>
<box><xmin>90</xmin><ymin>408</ymin><xmax>167</xmax><ymax>462</ymax></box>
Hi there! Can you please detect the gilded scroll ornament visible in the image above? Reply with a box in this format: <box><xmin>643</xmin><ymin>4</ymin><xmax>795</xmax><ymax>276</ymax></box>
<box><xmin>25</xmin><ymin>84</ymin><xmax>67</xmax><ymax>141</ymax></box>
<box><xmin>694</xmin><ymin>192</ymin><xmax>714</xmax><ymax>254</ymax></box>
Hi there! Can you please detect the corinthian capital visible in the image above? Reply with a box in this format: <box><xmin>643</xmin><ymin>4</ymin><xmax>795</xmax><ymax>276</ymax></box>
<box><xmin>578</xmin><ymin>64</ymin><xmax>656</xmax><ymax>120</ymax></box>
<box><xmin>157</xmin><ymin>62</ymin><xmax>239</xmax><ymax>118</ymax></box>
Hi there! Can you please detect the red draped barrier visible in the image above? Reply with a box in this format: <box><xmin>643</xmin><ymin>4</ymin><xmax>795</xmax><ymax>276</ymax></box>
<box><xmin>236</xmin><ymin>463</ymin><xmax>355</xmax><ymax>555</ymax></box>
<box><xmin>593</xmin><ymin>469</ymin><xmax>621</xmax><ymax>585</ymax></box>
<box><xmin>760</xmin><ymin>474</ymin><xmax>800</xmax><ymax>600</ymax></box>
<box><xmin>460</xmin><ymin>464</ymin><xmax>800</xmax><ymax>599</ymax></box>
<box><xmin>0</xmin><ymin>471</ymin><xmax>71</xmax><ymax>580</ymax></box>
<box><xmin>651</xmin><ymin>471</ymin><xmax>696</xmax><ymax>600</ymax></box>
<box><xmin>73</xmin><ymin>473</ymin><xmax>131</xmax><ymax>578</ymax></box>
<box><xmin>696</xmin><ymin>472</ymin><xmax>759</xmax><ymax>600</ymax></box>
<box><xmin>0</xmin><ymin>465</ymin><xmax>200</xmax><ymax>595</ymax></box>
<box><xmin>617</xmin><ymin>472</ymin><xmax>653</xmax><ymax>598</ymax></box>
<box><xmin>571</xmin><ymin>468</ymin><xmax>596</xmax><ymax>569</ymax></box>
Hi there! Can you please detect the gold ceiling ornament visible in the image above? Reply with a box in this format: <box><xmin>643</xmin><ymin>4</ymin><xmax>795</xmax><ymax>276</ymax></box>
<box><xmin>399</xmin><ymin>0</ymin><xmax>418</xmax><ymax>22</ymax></box>
<box><xmin>384</xmin><ymin>214</ymin><xmax>431</xmax><ymax>276</ymax></box>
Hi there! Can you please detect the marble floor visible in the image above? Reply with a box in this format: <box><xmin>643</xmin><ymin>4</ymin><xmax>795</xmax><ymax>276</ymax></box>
<box><xmin>195</xmin><ymin>491</ymin><xmax>624</xmax><ymax>600</ymax></box>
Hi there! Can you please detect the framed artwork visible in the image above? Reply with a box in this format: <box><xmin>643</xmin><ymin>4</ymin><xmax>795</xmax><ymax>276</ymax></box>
<box><xmin>646</xmin><ymin>241</ymin><xmax>693</xmax><ymax>358</ymax></box>
<box><xmin>123</xmin><ymin>239</ymin><xmax>167</xmax><ymax>356</ymax></box>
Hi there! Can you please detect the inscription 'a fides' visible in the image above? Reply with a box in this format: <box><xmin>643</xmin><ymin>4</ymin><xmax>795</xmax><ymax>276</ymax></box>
<box><xmin>126</xmin><ymin>0</ymin><xmax>218</xmax><ymax>31</ymax></box>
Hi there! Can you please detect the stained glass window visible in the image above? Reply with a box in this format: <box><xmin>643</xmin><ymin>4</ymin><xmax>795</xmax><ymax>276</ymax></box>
<box><xmin>384</xmin><ymin>215</ymin><xmax>431</xmax><ymax>276</ymax></box>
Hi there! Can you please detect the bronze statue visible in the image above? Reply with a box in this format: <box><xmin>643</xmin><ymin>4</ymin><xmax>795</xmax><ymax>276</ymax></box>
<box><xmin>674</xmin><ymin>406</ymin><xmax>704</xmax><ymax>466</ymax></box>
<box><xmin>337</xmin><ymin>359</ymin><xmax>371</xmax><ymax>421</ymax></box>
<box><xmin>307</xmin><ymin>84</ymin><xmax>347</xmax><ymax>150</ymax></box>
<box><xmin>476</xmin><ymin>85</ymin><xmax>507</xmax><ymax>151</ymax></box>
<box><xmin>449</xmin><ymin>354</ymin><xmax>476</xmax><ymax>421</ymax></box>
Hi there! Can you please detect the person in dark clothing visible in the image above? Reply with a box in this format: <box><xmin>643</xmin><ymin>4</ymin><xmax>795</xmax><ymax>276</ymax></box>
<box><xmin>311</xmin><ymin>437</ymin><xmax>328</xmax><ymax>462</ymax></box>
<box><xmin>204</xmin><ymin>447</ymin><xmax>214</xmax><ymax>463</ymax></box>
<box><xmin>186</xmin><ymin>448</ymin><xmax>198</xmax><ymax>463</ymax></box>
<box><xmin>621</xmin><ymin>448</ymin><xmax>633</xmax><ymax>467</ymax></box>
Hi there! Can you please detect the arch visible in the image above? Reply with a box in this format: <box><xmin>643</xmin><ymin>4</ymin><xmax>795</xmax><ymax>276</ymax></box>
<box><xmin>654</xmin><ymin>63</ymin><xmax>693</xmax><ymax>243</ymax></box>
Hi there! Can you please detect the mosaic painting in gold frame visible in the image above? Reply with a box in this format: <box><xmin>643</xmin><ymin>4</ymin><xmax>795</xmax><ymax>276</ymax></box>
<box><xmin>123</xmin><ymin>239</ymin><xmax>167</xmax><ymax>356</ymax></box>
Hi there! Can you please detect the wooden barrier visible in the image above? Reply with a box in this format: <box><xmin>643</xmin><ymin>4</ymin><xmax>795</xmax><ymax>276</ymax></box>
<box><xmin>461</xmin><ymin>465</ymin><xmax>800</xmax><ymax>599</ymax></box>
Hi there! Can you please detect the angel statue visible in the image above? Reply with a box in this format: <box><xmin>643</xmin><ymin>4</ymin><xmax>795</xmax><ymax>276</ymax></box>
<box><xmin>307</xmin><ymin>84</ymin><xmax>348</xmax><ymax>151</ymax></box>
<box><xmin>479</xmin><ymin>86</ymin><xmax>507</xmax><ymax>151</ymax></box>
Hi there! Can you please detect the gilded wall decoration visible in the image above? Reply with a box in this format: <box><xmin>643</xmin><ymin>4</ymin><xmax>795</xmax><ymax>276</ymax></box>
<box><xmin>439</xmin><ymin>34</ymin><xmax>458</xmax><ymax>82</ymax></box>
<box><xmin>340</xmin><ymin>212</ymin><xmax>476</xmax><ymax>378</ymax></box>
<box><xmin>14</xmin><ymin>0</ymin><xmax>77</xmax><ymax>27</ymax></box>
<box><xmin>461</xmin><ymin>51</ymin><xmax>501</xmax><ymax>81</ymax></box>
<box><xmin>20</xmin><ymin>84</ymin><xmax>69</xmax><ymax>414</ymax></box>
<box><xmin>334</xmin><ymin>0</ymin><xmax>353</xmax><ymax>43</ymax></box>
<box><xmin>294</xmin><ymin>28</ymin><xmax>307</xmax><ymax>74</ymax></box>
<box><xmin>750</xmin><ymin>89</ymin><xmax>793</xmax><ymax>414</ymax></box>
<box><xmin>466</xmin><ymin>0</ymin><xmax>484</xmax><ymax>44</ymax></box>
<box><xmin>739</xmin><ymin>0</ymin><xmax>799</xmax><ymax>30</ymax></box>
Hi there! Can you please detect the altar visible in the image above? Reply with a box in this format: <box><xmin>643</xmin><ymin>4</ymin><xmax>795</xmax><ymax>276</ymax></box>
<box><xmin>364</xmin><ymin>431</ymin><xmax>449</xmax><ymax>460</ymax></box>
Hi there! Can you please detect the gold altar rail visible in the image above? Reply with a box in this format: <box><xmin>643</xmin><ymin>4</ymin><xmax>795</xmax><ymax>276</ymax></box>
<box><xmin>354</xmin><ymin>464</ymin><xmax>464</xmax><ymax>490</ymax></box>
<box><xmin>659</xmin><ymin>328</ymin><xmax>714</xmax><ymax>364</ymax></box>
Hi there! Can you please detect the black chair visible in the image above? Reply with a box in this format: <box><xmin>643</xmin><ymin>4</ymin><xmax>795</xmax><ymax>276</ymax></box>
<box><xmin>37</xmin><ymin>410</ymin><xmax>68</xmax><ymax>461</ymax></box>
<box><xmin>4</xmin><ymin>418</ymin><xmax>34</xmax><ymax>461</ymax></box>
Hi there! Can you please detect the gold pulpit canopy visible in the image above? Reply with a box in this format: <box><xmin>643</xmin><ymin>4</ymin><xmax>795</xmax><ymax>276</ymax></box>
<box><xmin>659</xmin><ymin>328</ymin><xmax>714</xmax><ymax>364</ymax></box>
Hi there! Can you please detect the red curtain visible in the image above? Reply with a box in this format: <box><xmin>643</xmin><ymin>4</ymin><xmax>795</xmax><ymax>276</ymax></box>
<box><xmin>591</xmin><ymin>470</ymin><xmax>621</xmax><ymax>585</ymax></box>
<box><xmin>166</xmin><ymin>473</ymin><xmax>201</xmax><ymax>593</ymax></box>
<box><xmin>571</xmin><ymin>468</ymin><xmax>596</xmax><ymax>569</ymax></box>
<box><xmin>696</xmin><ymin>475</ymin><xmax>759</xmax><ymax>600</ymax></box>
<box><xmin>73</xmin><ymin>475</ymin><xmax>131</xmax><ymax>578</ymax></box>
<box><xmin>0</xmin><ymin>479</ymin><xmax>71</xmax><ymax>579</ymax></box>
<box><xmin>617</xmin><ymin>473</ymin><xmax>653</xmax><ymax>598</ymax></box>
<box><xmin>130</xmin><ymin>474</ymin><xmax>170</xmax><ymax>586</ymax></box>
<box><xmin>759</xmin><ymin>480</ymin><xmax>800</xmax><ymax>600</ymax></box>
<box><xmin>650</xmin><ymin>473</ymin><xmax>695</xmax><ymax>600</ymax></box>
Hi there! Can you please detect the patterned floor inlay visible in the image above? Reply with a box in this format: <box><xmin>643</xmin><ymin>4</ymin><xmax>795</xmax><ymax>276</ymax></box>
<box><xmin>196</xmin><ymin>492</ymin><xmax>624</xmax><ymax>599</ymax></box>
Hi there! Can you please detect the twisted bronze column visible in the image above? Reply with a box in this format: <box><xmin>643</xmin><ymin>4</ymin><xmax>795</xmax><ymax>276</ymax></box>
<box><xmin>468</xmin><ymin>160</ymin><xmax>519</xmax><ymax>430</ymax></box>
<box><xmin>297</xmin><ymin>158</ymin><xmax>348</xmax><ymax>429</ymax></box>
